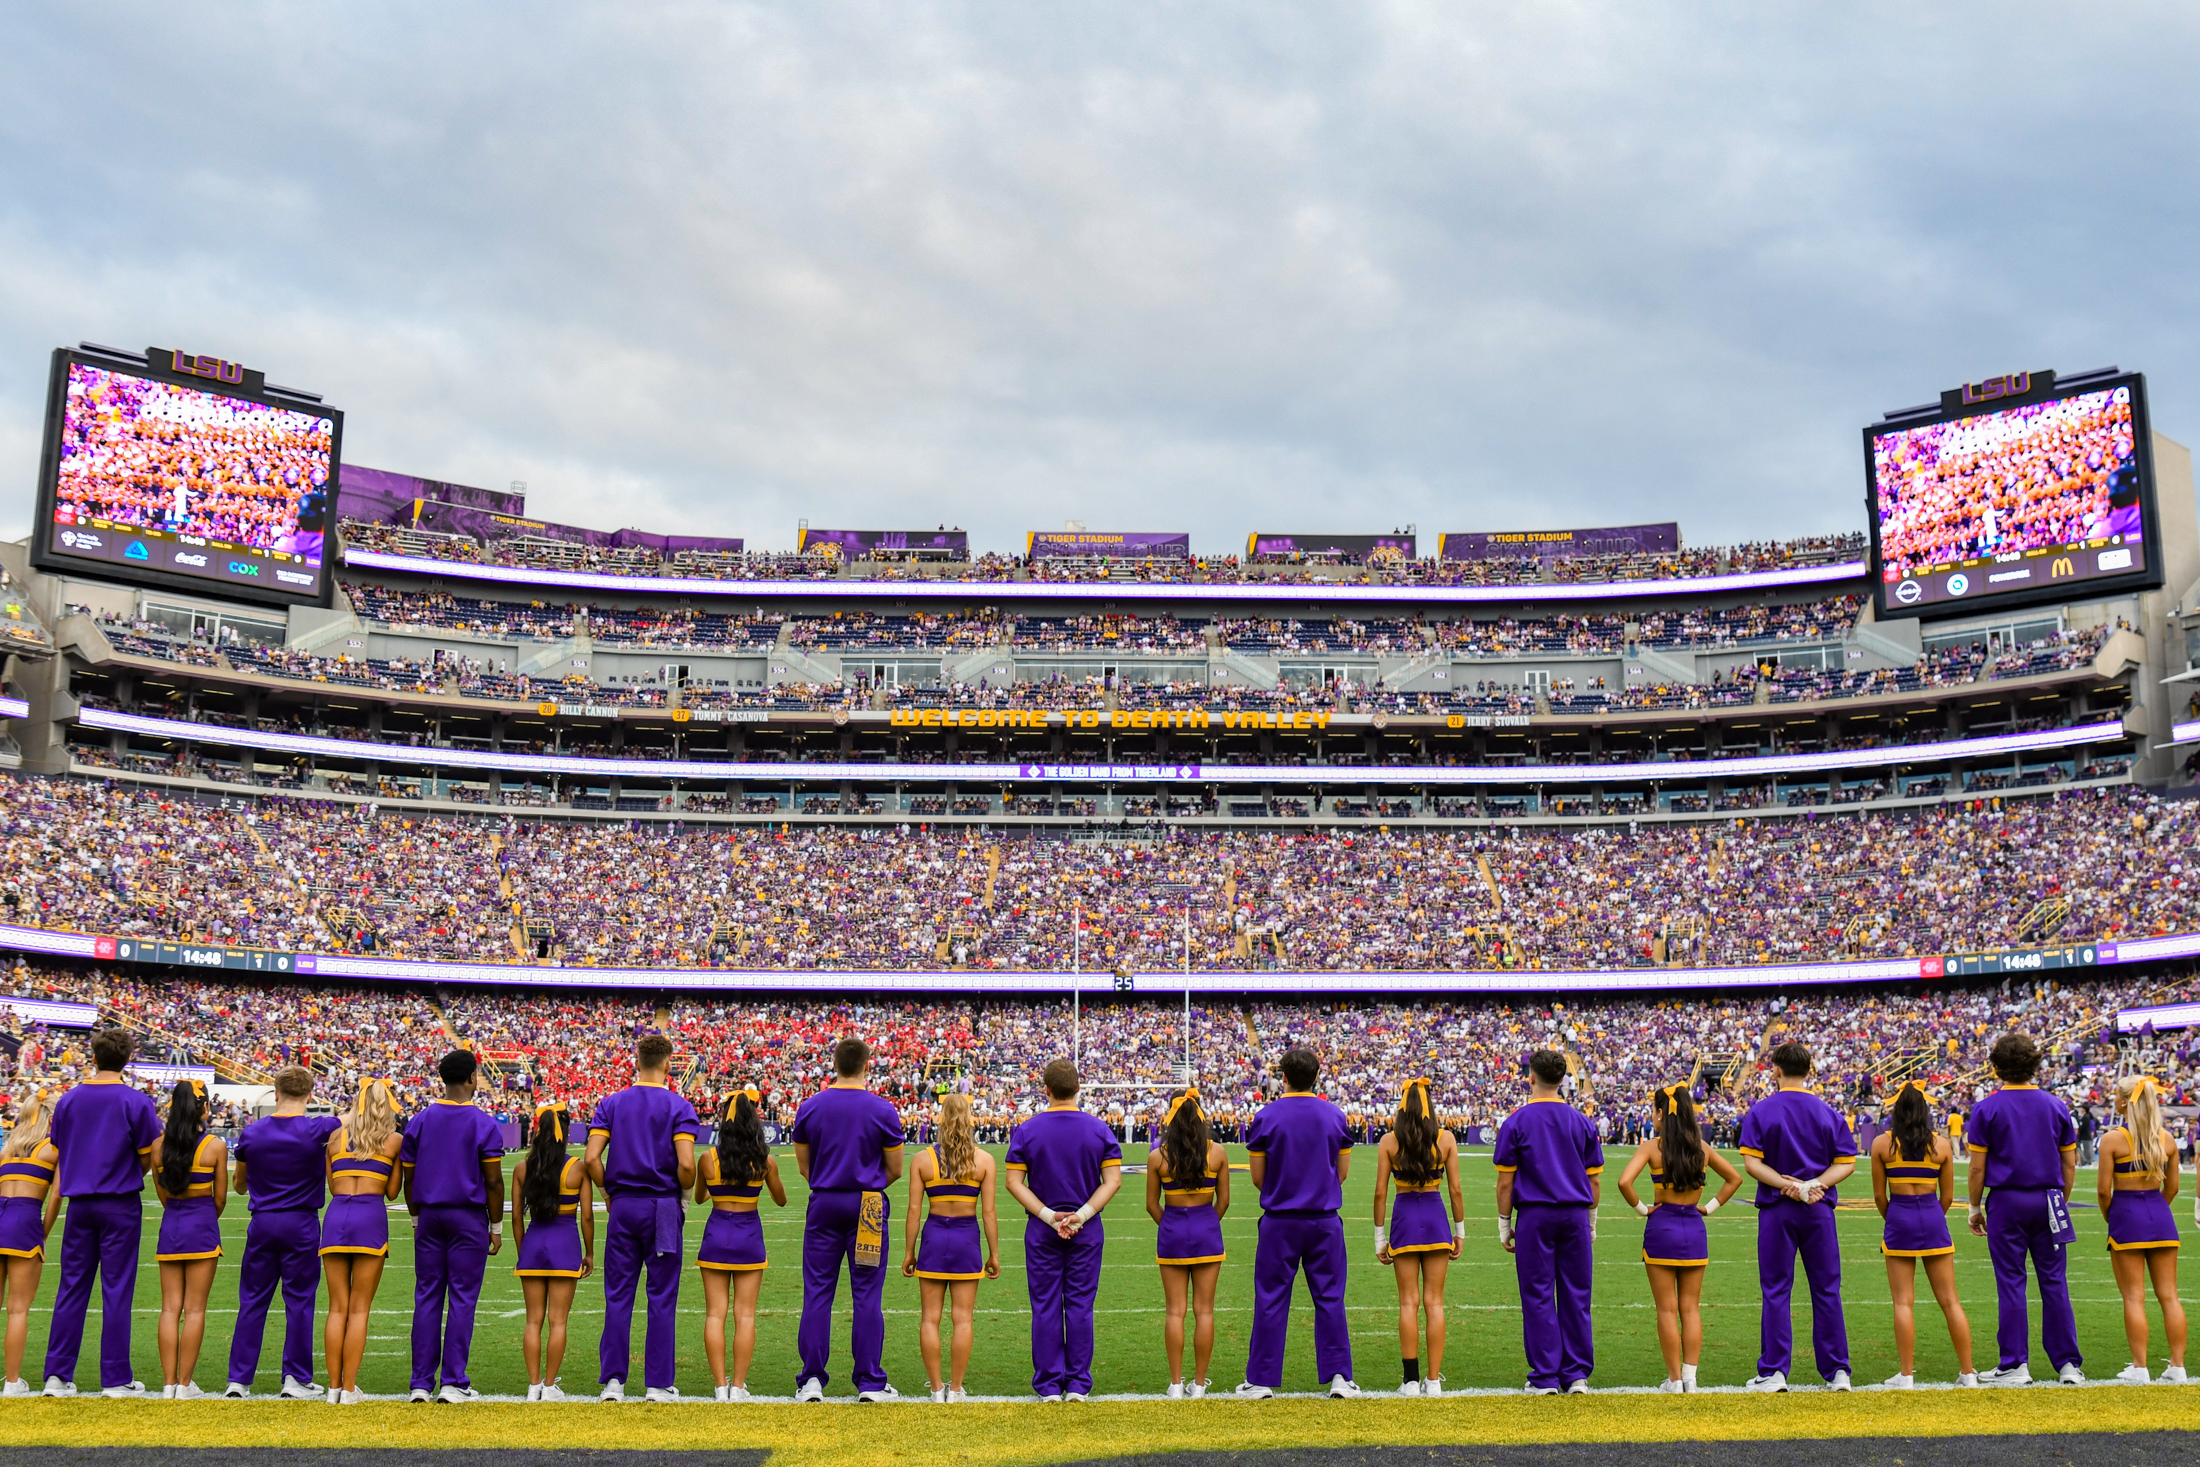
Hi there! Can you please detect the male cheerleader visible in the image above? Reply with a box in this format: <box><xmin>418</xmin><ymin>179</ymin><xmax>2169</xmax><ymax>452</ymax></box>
<box><xmin>399</xmin><ymin>1050</ymin><xmax>507</xmax><ymax>1403</ymax></box>
<box><xmin>225</xmin><ymin>1066</ymin><xmax>341</xmax><ymax>1398</ymax></box>
<box><xmin>583</xmin><ymin>1033</ymin><xmax>700</xmax><ymax>1402</ymax></box>
<box><xmin>1493</xmin><ymin>1049</ymin><xmax>1603</xmax><ymax>1393</ymax></box>
<box><xmin>1738</xmin><ymin>1041</ymin><xmax>1855</xmax><ymax>1391</ymax></box>
<box><xmin>1238</xmin><ymin>1047</ymin><xmax>1359</xmax><ymax>1398</ymax></box>
<box><xmin>1965</xmin><ymin>1032</ymin><xmax>2084</xmax><ymax>1384</ymax></box>
<box><xmin>1001</xmin><ymin>1059</ymin><xmax>1121</xmax><ymax>1400</ymax></box>
<box><xmin>791</xmin><ymin>1038</ymin><xmax>906</xmax><ymax>1401</ymax></box>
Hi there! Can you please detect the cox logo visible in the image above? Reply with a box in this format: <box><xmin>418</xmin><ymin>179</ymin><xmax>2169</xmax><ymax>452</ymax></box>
<box><xmin>1945</xmin><ymin>572</ymin><xmax>1969</xmax><ymax>597</ymax></box>
<box><xmin>228</xmin><ymin>561</ymin><xmax>261</xmax><ymax>576</ymax></box>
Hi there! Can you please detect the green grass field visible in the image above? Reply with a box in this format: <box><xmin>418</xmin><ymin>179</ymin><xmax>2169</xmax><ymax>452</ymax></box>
<box><xmin>12</xmin><ymin>1146</ymin><xmax>2184</xmax><ymax>1398</ymax></box>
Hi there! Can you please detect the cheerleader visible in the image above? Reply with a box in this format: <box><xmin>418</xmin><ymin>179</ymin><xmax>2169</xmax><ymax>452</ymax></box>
<box><xmin>1615</xmin><ymin>1085</ymin><xmax>1742</xmax><ymax>1393</ymax></box>
<box><xmin>513</xmin><ymin>1100</ymin><xmax>594</xmax><ymax>1401</ymax></box>
<box><xmin>904</xmin><ymin>1091</ymin><xmax>998</xmax><ymax>1402</ymax></box>
<box><xmin>151</xmin><ymin>1080</ymin><xmax>227</xmax><ymax>1399</ymax></box>
<box><xmin>2098</xmin><ymin>1076</ymin><xmax>2186</xmax><ymax>1384</ymax></box>
<box><xmin>1372</xmin><ymin>1080</ymin><xmax>1462</xmax><ymax>1397</ymax></box>
<box><xmin>1869</xmin><ymin>1081</ymin><xmax>1976</xmax><ymax>1388</ymax></box>
<box><xmin>0</xmin><ymin>1090</ymin><xmax>58</xmax><ymax>1396</ymax></box>
<box><xmin>320</xmin><ymin>1079</ymin><xmax>403</xmax><ymax>1405</ymax></box>
<box><xmin>697</xmin><ymin>1089</ymin><xmax>784</xmax><ymax>1402</ymax></box>
<box><xmin>1145</xmin><ymin>1087</ymin><xmax>1227</xmax><ymax>1399</ymax></box>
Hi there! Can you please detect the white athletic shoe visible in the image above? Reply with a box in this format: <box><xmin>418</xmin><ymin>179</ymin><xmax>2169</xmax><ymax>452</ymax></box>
<box><xmin>2058</xmin><ymin>1364</ymin><xmax>2087</xmax><ymax>1385</ymax></box>
<box><xmin>539</xmin><ymin>1384</ymin><xmax>567</xmax><ymax>1402</ymax></box>
<box><xmin>1234</xmin><ymin>1382</ymin><xmax>1274</xmax><ymax>1399</ymax></box>
<box><xmin>2162</xmin><ymin>1366</ymin><xmax>2190</xmax><ymax>1384</ymax></box>
<box><xmin>162</xmin><ymin>1385</ymin><xmax>176</xmax><ymax>1400</ymax></box>
<box><xmin>2115</xmin><ymin>1364</ymin><xmax>2152</xmax><ymax>1385</ymax></box>
<box><xmin>795</xmin><ymin>1378</ymin><xmax>824</xmax><ymax>1403</ymax></box>
<box><xmin>408</xmin><ymin>1388</ymin><xmax>431</xmax><ymax>1403</ymax></box>
<box><xmin>281</xmin><ymin>1376</ymin><xmax>324</xmax><ymax>1399</ymax></box>
<box><xmin>101</xmin><ymin>1381</ymin><xmax>147</xmax><ymax>1399</ymax></box>
<box><xmin>1956</xmin><ymin>1373</ymin><xmax>1980</xmax><ymax>1388</ymax></box>
<box><xmin>1037</xmin><ymin>1393</ymin><xmax>1062</xmax><ymax>1403</ymax></box>
<box><xmin>1563</xmin><ymin>1379</ymin><xmax>1589</xmax><ymax>1395</ymax></box>
<box><xmin>1398</xmin><ymin>1380</ymin><xmax>1421</xmax><ymax>1397</ymax></box>
<box><xmin>1524</xmin><ymin>1382</ymin><xmax>1558</xmax><ymax>1395</ymax></box>
<box><xmin>528</xmin><ymin>1383</ymin><xmax>544</xmax><ymax>1402</ymax></box>
<box><xmin>1978</xmin><ymin>1364</ymin><xmax>2032</xmax><ymax>1386</ymax></box>
<box><xmin>644</xmin><ymin>1387</ymin><xmax>680</xmax><ymax>1403</ymax></box>
<box><xmin>1327</xmin><ymin>1376</ymin><xmax>1361</xmax><ymax>1399</ymax></box>
<box><xmin>1166</xmin><ymin>1381</ymin><xmax>1185</xmax><ymax>1399</ymax></box>
<box><xmin>1882</xmin><ymin>1373</ymin><xmax>1914</xmax><ymax>1390</ymax></box>
<box><xmin>856</xmin><ymin>1384</ymin><xmax>899</xmax><ymax>1403</ymax></box>
<box><xmin>41</xmin><ymin>1377</ymin><xmax>75</xmax><ymax>1398</ymax></box>
<box><xmin>1</xmin><ymin>1379</ymin><xmax>29</xmax><ymax>1398</ymax></box>
<box><xmin>345</xmin><ymin>1388</ymin><xmax>368</xmax><ymax>1405</ymax></box>
<box><xmin>600</xmin><ymin>1379</ymin><xmax>627</xmax><ymax>1403</ymax></box>
<box><xmin>1657</xmin><ymin>1378</ymin><xmax>1684</xmax><ymax>1394</ymax></box>
<box><xmin>1744</xmin><ymin>1372</ymin><xmax>1788</xmax><ymax>1393</ymax></box>
<box><xmin>437</xmin><ymin>1384</ymin><xmax>480</xmax><ymax>1404</ymax></box>
<box><xmin>926</xmin><ymin>1385</ymin><xmax>945</xmax><ymax>1404</ymax></box>
<box><xmin>1064</xmin><ymin>1391</ymin><xmax>1088</xmax><ymax>1402</ymax></box>
<box><xmin>1828</xmin><ymin>1370</ymin><xmax>1852</xmax><ymax>1392</ymax></box>
<box><xmin>729</xmin><ymin>1385</ymin><xmax>752</xmax><ymax>1402</ymax></box>
<box><xmin>224</xmin><ymin>1382</ymin><xmax>250</xmax><ymax>1399</ymax></box>
<box><xmin>1422</xmin><ymin>1377</ymin><xmax>1444</xmax><ymax>1398</ymax></box>
<box><xmin>175</xmin><ymin>1383</ymin><xmax>204</xmax><ymax>1401</ymax></box>
<box><xmin>1187</xmin><ymin>1379</ymin><xmax>1208</xmax><ymax>1399</ymax></box>
<box><xmin>714</xmin><ymin>1384</ymin><xmax>731</xmax><ymax>1404</ymax></box>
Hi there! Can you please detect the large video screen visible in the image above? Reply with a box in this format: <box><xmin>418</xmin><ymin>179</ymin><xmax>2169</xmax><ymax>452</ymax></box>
<box><xmin>1865</xmin><ymin>374</ymin><xmax>2160</xmax><ymax>618</ymax></box>
<box><xmin>32</xmin><ymin>349</ymin><xmax>339</xmax><ymax>607</ymax></box>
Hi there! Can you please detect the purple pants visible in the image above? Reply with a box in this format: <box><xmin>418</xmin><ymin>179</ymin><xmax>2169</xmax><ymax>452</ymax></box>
<box><xmin>599</xmin><ymin>1194</ymin><xmax>684</xmax><ymax>1390</ymax></box>
<box><xmin>42</xmin><ymin>1195</ymin><xmax>141</xmax><ymax>1389</ymax></box>
<box><xmin>1513</xmin><ymin>1205</ymin><xmax>1595</xmax><ymax>1389</ymax></box>
<box><xmin>227</xmin><ymin>1208</ymin><xmax>323</xmax><ymax>1388</ymax></box>
<box><xmin>410</xmin><ymin>1205</ymin><xmax>489</xmax><ymax>1391</ymax></box>
<box><xmin>1985</xmin><ymin>1188</ymin><xmax>2081</xmax><ymax>1371</ymax></box>
<box><xmin>1755</xmin><ymin>1198</ymin><xmax>1847</xmax><ymax>1381</ymax></box>
<box><xmin>1245</xmin><ymin>1211</ymin><xmax>1353</xmax><ymax>1389</ymax></box>
<box><xmin>796</xmin><ymin>1190</ymin><xmax>889</xmax><ymax>1392</ymax></box>
<box><xmin>1025</xmin><ymin>1219</ymin><xmax>1105</xmax><ymax>1397</ymax></box>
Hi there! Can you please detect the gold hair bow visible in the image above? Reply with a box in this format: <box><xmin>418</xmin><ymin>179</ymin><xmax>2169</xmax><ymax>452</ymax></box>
<box><xmin>741</xmin><ymin>1086</ymin><xmax>762</xmax><ymax>1104</ymax></box>
<box><xmin>1895</xmin><ymin>1079</ymin><xmax>1932</xmax><ymax>1105</ymax></box>
<box><xmin>1400</xmin><ymin>1077</ymin><xmax>1431</xmax><ymax>1112</ymax></box>
<box><xmin>1164</xmin><ymin>1087</ymin><xmax>1200</xmax><ymax>1127</ymax></box>
<box><xmin>2133</xmin><ymin>1075</ymin><xmax>2160</xmax><ymax>1098</ymax></box>
<box><xmin>186</xmin><ymin>1078</ymin><xmax>207</xmax><ymax>1101</ymax></box>
<box><xmin>1655</xmin><ymin>1082</ymin><xmax>1686</xmax><ymax>1110</ymax></box>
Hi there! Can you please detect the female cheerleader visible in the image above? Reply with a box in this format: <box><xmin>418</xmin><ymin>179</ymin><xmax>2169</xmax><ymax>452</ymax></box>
<box><xmin>150</xmin><ymin>1080</ymin><xmax>227</xmax><ymax>1399</ymax></box>
<box><xmin>321</xmin><ymin>1077</ymin><xmax>402</xmax><ymax>1405</ymax></box>
<box><xmin>697</xmin><ymin>1089</ymin><xmax>784</xmax><ymax>1402</ymax></box>
<box><xmin>1145</xmin><ymin>1087</ymin><xmax>1228</xmax><ymax>1399</ymax></box>
<box><xmin>0</xmin><ymin>1090</ymin><xmax>59</xmax><ymax>1395</ymax></box>
<box><xmin>1373</xmin><ymin>1079</ymin><xmax>1463</xmax><ymax>1396</ymax></box>
<box><xmin>904</xmin><ymin>1091</ymin><xmax>999</xmax><ymax>1402</ymax></box>
<box><xmin>1869</xmin><ymin>1080</ymin><xmax>1975</xmax><ymax>1388</ymax></box>
<box><xmin>2099</xmin><ymin>1075</ymin><xmax>2186</xmax><ymax>1383</ymax></box>
<box><xmin>1615</xmin><ymin>1084</ymin><xmax>1742</xmax><ymax>1393</ymax></box>
<box><xmin>512</xmin><ymin>1100</ymin><xmax>594</xmax><ymax>1401</ymax></box>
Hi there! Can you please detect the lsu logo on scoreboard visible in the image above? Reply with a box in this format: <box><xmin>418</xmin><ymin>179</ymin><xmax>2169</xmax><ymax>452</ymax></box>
<box><xmin>1958</xmin><ymin>372</ymin><xmax>2031</xmax><ymax>405</ymax></box>
<box><xmin>168</xmin><ymin>350</ymin><xmax>246</xmax><ymax>386</ymax></box>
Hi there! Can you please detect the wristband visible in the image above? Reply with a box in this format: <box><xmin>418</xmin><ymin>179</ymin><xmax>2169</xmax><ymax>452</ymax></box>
<box><xmin>1037</xmin><ymin>1207</ymin><xmax>1059</xmax><ymax>1226</ymax></box>
<box><xmin>1701</xmin><ymin>1197</ymin><xmax>1721</xmax><ymax>1216</ymax></box>
<box><xmin>1633</xmin><ymin>1200</ymin><xmax>1653</xmax><ymax>1218</ymax></box>
<box><xmin>1967</xmin><ymin>1205</ymin><xmax>1986</xmax><ymax>1224</ymax></box>
<box><xmin>1497</xmin><ymin>1214</ymin><xmax>1514</xmax><ymax>1245</ymax></box>
<box><xmin>1072</xmin><ymin>1203</ymin><xmax>1096</xmax><ymax>1224</ymax></box>
<box><xmin>1452</xmin><ymin>1220</ymin><xmax>1466</xmax><ymax>1241</ymax></box>
<box><xmin>1374</xmin><ymin>1226</ymin><xmax>1387</xmax><ymax>1252</ymax></box>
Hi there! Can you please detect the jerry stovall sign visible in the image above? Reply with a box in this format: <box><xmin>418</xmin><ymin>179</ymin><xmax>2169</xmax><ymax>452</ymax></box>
<box><xmin>889</xmin><ymin>708</ymin><xmax>1338</xmax><ymax>730</ymax></box>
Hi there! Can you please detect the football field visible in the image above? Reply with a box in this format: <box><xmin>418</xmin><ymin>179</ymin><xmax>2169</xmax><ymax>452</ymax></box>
<box><xmin>10</xmin><ymin>1145</ymin><xmax>2181</xmax><ymax>1399</ymax></box>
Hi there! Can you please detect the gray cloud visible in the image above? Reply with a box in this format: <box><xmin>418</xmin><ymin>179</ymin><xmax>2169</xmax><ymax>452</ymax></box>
<box><xmin>1</xmin><ymin>2</ymin><xmax>2196</xmax><ymax>553</ymax></box>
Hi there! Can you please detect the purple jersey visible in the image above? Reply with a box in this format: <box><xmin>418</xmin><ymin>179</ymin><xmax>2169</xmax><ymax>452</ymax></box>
<box><xmin>232</xmin><ymin>1113</ymin><xmax>342</xmax><ymax>1211</ymax></box>
<box><xmin>1004</xmin><ymin>1105</ymin><xmax>1123</xmax><ymax>1213</ymax></box>
<box><xmin>399</xmin><ymin>1099</ymin><xmax>506</xmax><ymax>1207</ymax></box>
<box><xmin>1243</xmin><ymin>1093</ymin><xmax>1354</xmax><ymax>1212</ymax></box>
<box><xmin>1492</xmin><ymin>1097</ymin><xmax>1604</xmax><ymax>1206</ymax></box>
<box><xmin>587</xmin><ymin>1082</ymin><xmax>701</xmax><ymax>1198</ymax></box>
<box><xmin>1738</xmin><ymin>1088</ymin><xmax>1857</xmax><ymax>1205</ymax></box>
<box><xmin>1966</xmin><ymin>1084</ymin><xmax>2078</xmax><ymax>1190</ymax></box>
<box><xmin>49</xmin><ymin>1079</ymin><xmax>159</xmax><ymax>1196</ymax></box>
<box><xmin>790</xmin><ymin>1084</ymin><xmax>904</xmax><ymax>1191</ymax></box>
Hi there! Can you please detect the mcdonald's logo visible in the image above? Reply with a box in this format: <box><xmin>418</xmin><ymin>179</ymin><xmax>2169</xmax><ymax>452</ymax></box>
<box><xmin>2050</xmin><ymin>557</ymin><xmax>2076</xmax><ymax>578</ymax></box>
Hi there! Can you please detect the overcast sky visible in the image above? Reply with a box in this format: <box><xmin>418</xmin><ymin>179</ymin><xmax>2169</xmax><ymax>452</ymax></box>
<box><xmin>2</xmin><ymin>4</ymin><xmax>2197</xmax><ymax>556</ymax></box>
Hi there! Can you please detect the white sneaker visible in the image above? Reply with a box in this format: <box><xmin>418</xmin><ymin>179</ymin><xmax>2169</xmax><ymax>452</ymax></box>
<box><xmin>644</xmin><ymin>1387</ymin><xmax>680</xmax><ymax>1403</ymax></box>
<box><xmin>600</xmin><ymin>1379</ymin><xmax>626</xmax><ymax>1403</ymax></box>
<box><xmin>539</xmin><ymin>1384</ymin><xmax>567</xmax><ymax>1402</ymax></box>
<box><xmin>528</xmin><ymin>1383</ymin><xmax>544</xmax><ymax>1402</ymax></box>
<box><xmin>1564</xmin><ymin>1379</ymin><xmax>1589</xmax><ymax>1395</ymax></box>
<box><xmin>437</xmin><ymin>1384</ymin><xmax>480</xmax><ymax>1404</ymax></box>
<box><xmin>1956</xmin><ymin>1373</ymin><xmax>1980</xmax><ymax>1388</ymax></box>
<box><xmin>795</xmin><ymin>1378</ymin><xmax>824</xmax><ymax>1403</ymax></box>
<box><xmin>224</xmin><ymin>1382</ymin><xmax>249</xmax><ymax>1399</ymax></box>
<box><xmin>1234</xmin><ymin>1382</ymin><xmax>1274</xmax><ymax>1399</ymax></box>
<box><xmin>2114</xmin><ymin>1364</ymin><xmax>2152</xmax><ymax>1385</ymax></box>
<box><xmin>2162</xmin><ymin>1365</ymin><xmax>2190</xmax><ymax>1384</ymax></box>
<box><xmin>945</xmin><ymin>1388</ymin><xmax>965</xmax><ymax>1403</ymax></box>
<box><xmin>1657</xmin><ymin>1378</ymin><xmax>1683</xmax><ymax>1394</ymax></box>
<box><xmin>1037</xmin><ymin>1393</ymin><xmax>1061</xmax><ymax>1403</ymax></box>
<box><xmin>729</xmin><ymin>1385</ymin><xmax>752</xmax><ymax>1402</ymax></box>
<box><xmin>344</xmin><ymin>1388</ymin><xmax>368</xmax><ymax>1405</ymax></box>
<box><xmin>1064</xmin><ymin>1391</ymin><xmax>1088</xmax><ymax>1402</ymax></box>
<box><xmin>1327</xmin><ymin>1375</ymin><xmax>1361</xmax><ymax>1399</ymax></box>
<box><xmin>408</xmin><ymin>1387</ymin><xmax>431</xmax><ymax>1403</ymax></box>
<box><xmin>856</xmin><ymin>1384</ymin><xmax>899</xmax><ymax>1403</ymax></box>
<box><xmin>1166</xmin><ymin>1381</ymin><xmax>1185</xmax><ymax>1399</ymax></box>
<box><xmin>1744</xmin><ymin>1372</ymin><xmax>1788</xmax><ymax>1393</ymax></box>
<box><xmin>1979</xmin><ymin>1363</ymin><xmax>2032</xmax><ymax>1386</ymax></box>
<box><xmin>1882</xmin><ymin>1373</ymin><xmax>1914</xmax><ymax>1389</ymax></box>
<box><xmin>927</xmin><ymin>1385</ymin><xmax>945</xmax><ymax>1403</ymax></box>
<box><xmin>162</xmin><ymin>1385</ymin><xmax>176</xmax><ymax>1400</ymax></box>
<box><xmin>1828</xmin><ymin>1370</ymin><xmax>1852</xmax><ymax>1392</ymax></box>
<box><xmin>101</xmin><ymin>1381</ymin><xmax>147</xmax><ymax>1399</ymax></box>
<box><xmin>1187</xmin><ymin>1379</ymin><xmax>1208</xmax><ymax>1399</ymax></box>
<box><xmin>281</xmin><ymin>1376</ymin><xmax>324</xmax><ymax>1399</ymax></box>
<box><xmin>1398</xmin><ymin>1380</ymin><xmax>1421</xmax><ymax>1397</ymax></box>
<box><xmin>174</xmin><ymin>1382</ymin><xmax>204</xmax><ymax>1401</ymax></box>
<box><xmin>42</xmin><ymin>1377</ymin><xmax>75</xmax><ymax>1398</ymax></box>
<box><xmin>1423</xmin><ymin>1376</ymin><xmax>1444</xmax><ymax>1398</ymax></box>
<box><xmin>715</xmin><ymin>1384</ymin><xmax>731</xmax><ymax>1404</ymax></box>
<box><xmin>1524</xmin><ymin>1382</ymin><xmax>1558</xmax><ymax>1395</ymax></box>
<box><xmin>1</xmin><ymin>1379</ymin><xmax>28</xmax><ymax>1398</ymax></box>
<box><xmin>2058</xmin><ymin>1364</ymin><xmax>2087</xmax><ymax>1385</ymax></box>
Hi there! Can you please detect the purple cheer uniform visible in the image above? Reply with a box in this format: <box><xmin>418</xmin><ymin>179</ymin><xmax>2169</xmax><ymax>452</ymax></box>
<box><xmin>1494</xmin><ymin>1097</ymin><xmax>1604</xmax><ymax>1390</ymax></box>
<box><xmin>1640</xmin><ymin>1157</ymin><xmax>1709</xmax><ymax>1268</ymax></box>
<box><xmin>1155</xmin><ymin>1154</ymin><xmax>1226</xmax><ymax>1266</ymax></box>
<box><xmin>1006</xmin><ymin>1103</ymin><xmax>1122</xmax><ymax>1398</ymax></box>
<box><xmin>400</xmin><ymin>1100</ymin><xmax>505</xmax><ymax>1393</ymax></box>
<box><xmin>1966</xmin><ymin>1083</ymin><xmax>2081</xmax><ymax>1373</ymax></box>
<box><xmin>0</xmin><ymin>1142</ymin><xmax>57</xmax><ymax>1260</ymax></box>
<box><xmin>912</xmin><ymin>1151</ymin><xmax>985</xmax><ymax>1280</ymax></box>
<box><xmin>1738</xmin><ymin>1089</ymin><xmax>1855</xmax><ymax>1383</ymax></box>
<box><xmin>227</xmin><ymin>1111</ymin><xmax>343</xmax><ymax>1391</ymax></box>
<box><xmin>791</xmin><ymin>1083</ymin><xmax>904</xmax><ymax>1394</ymax></box>
<box><xmin>153</xmin><ymin>1135</ymin><xmax>224</xmax><ymax>1262</ymax></box>
<box><xmin>2103</xmin><ymin>1127</ymin><xmax>2180</xmax><ymax>1252</ymax></box>
<box><xmin>588</xmin><ymin>1081</ymin><xmax>701</xmax><ymax>1392</ymax></box>
<box><xmin>695</xmin><ymin>1149</ymin><xmax>768</xmax><ymax>1272</ymax></box>
<box><xmin>513</xmin><ymin>1156</ymin><xmax>588</xmax><ymax>1277</ymax></box>
<box><xmin>1243</xmin><ymin>1093</ymin><xmax>1354</xmax><ymax>1390</ymax></box>
<box><xmin>1879</xmin><ymin>1145</ymin><xmax>1954</xmax><ymax>1258</ymax></box>
<box><xmin>320</xmin><ymin>1138</ymin><xmax>395</xmax><ymax>1258</ymax></box>
<box><xmin>42</xmin><ymin>1078</ymin><xmax>159</xmax><ymax>1391</ymax></box>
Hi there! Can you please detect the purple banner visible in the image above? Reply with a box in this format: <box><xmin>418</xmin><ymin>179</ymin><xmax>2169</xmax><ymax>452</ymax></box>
<box><xmin>336</xmin><ymin>466</ymin><xmax>525</xmax><ymax>523</ymax></box>
<box><xmin>798</xmin><ymin>528</ymin><xmax>969</xmax><ymax>558</ymax></box>
<box><xmin>1438</xmin><ymin>522</ymin><xmax>1680</xmax><ymax>561</ymax></box>
<box><xmin>1247</xmin><ymin>533</ymin><xmax>1416</xmax><ymax>560</ymax></box>
<box><xmin>1026</xmin><ymin>531</ymin><xmax>1190</xmax><ymax>560</ymax></box>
